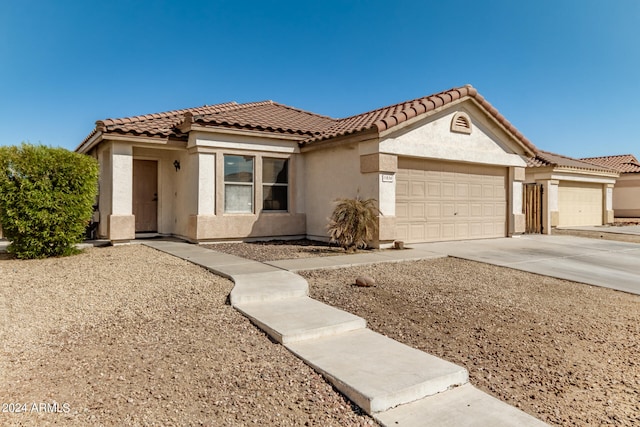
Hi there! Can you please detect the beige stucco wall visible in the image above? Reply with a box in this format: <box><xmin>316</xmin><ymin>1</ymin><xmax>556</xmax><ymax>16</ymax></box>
<box><xmin>613</xmin><ymin>173</ymin><xmax>640</xmax><ymax>217</ymax></box>
<box><xmin>304</xmin><ymin>140</ymin><xmax>380</xmax><ymax>242</ymax></box>
<box><xmin>379</xmin><ymin>103</ymin><xmax>529</xmax><ymax>168</ymax></box>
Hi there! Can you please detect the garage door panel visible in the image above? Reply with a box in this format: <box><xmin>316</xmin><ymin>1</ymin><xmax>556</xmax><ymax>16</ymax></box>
<box><xmin>456</xmin><ymin>223</ymin><xmax>469</xmax><ymax>238</ymax></box>
<box><xmin>470</xmin><ymin>203</ymin><xmax>483</xmax><ymax>217</ymax></box>
<box><xmin>426</xmin><ymin>224</ymin><xmax>441</xmax><ymax>239</ymax></box>
<box><xmin>427</xmin><ymin>183</ymin><xmax>441</xmax><ymax>197</ymax></box>
<box><xmin>396</xmin><ymin>181</ymin><xmax>409</xmax><ymax>197</ymax></box>
<box><xmin>442</xmin><ymin>203</ymin><xmax>456</xmax><ymax>217</ymax></box>
<box><xmin>455</xmin><ymin>203</ymin><xmax>469</xmax><ymax>217</ymax></box>
<box><xmin>456</xmin><ymin>183</ymin><xmax>469</xmax><ymax>197</ymax></box>
<box><xmin>411</xmin><ymin>182</ymin><xmax>426</xmax><ymax>197</ymax></box>
<box><xmin>558</xmin><ymin>183</ymin><xmax>603</xmax><ymax>226</ymax></box>
<box><xmin>470</xmin><ymin>222</ymin><xmax>484</xmax><ymax>237</ymax></box>
<box><xmin>396</xmin><ymin>202</ymin><xmax>408</xmax><ymax>219</ymax></box>
<box><xmin>442</xmin><ymin>182</ymin><xmax>455</xmax><ymax>198</ymax></box>
<box><xmin>396</xmin><ymin>159</ymin><xmax>507</xmax><ymax>243</ymax></box>
<box><xmin>426</xmin><ymin>203</ymin><xmax>440</xmax><ymax>218</ymax></box>
<box><xmin>409</xmin><ymin>203</ymin><xmax>425</xmax><ymax>219</ymax></box>
<box><xmin>442</xmin><ymin>223</ymin><xmax>455</xmax><ymax>239</ymax></box>
<box><xmin>470</xmin><ymin>183</ymin><xmax>483</xmax><ymax>198</ymax></box>
<box><xmin>410</xmin><ymin>224</ymin><xmax>426</xmax><ymax>241</ymax></box>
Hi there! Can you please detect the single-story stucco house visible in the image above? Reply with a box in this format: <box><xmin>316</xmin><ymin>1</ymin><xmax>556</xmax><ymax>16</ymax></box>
<box><xmin>580</xmin><ymin>154</ymin><xmax>640</xmax><ymax>218</ymax></box>
<box><xmin>524</xmin><ymin>150</ymin><xmax>618</xmax><ymax>232</ymax></box>
<box><xmin>76</xmin><ymin>85</ymin><xmax>541</xmax><ymax>246</ymax></box>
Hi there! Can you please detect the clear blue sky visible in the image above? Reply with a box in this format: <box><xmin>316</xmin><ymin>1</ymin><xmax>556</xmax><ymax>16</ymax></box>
<box><xmin>1</xmin><ymin>0</ymin><xmax>638</xmax><ymax>158</ymax></box>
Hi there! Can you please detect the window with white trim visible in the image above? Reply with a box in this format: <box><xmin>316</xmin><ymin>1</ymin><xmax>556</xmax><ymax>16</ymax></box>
<box><xmin>262</xmin><ymin>158</ymin><xmax>288</xmax><ymax>211</ymax></box>
<box><xmin>224</xmin><ymin>155</ymin><xmax>254</xmax><ymax>213</ymax></box>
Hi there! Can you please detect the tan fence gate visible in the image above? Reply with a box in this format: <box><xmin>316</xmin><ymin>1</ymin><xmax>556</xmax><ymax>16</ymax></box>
<box><xmin>524</xmin><ymin>183</ymin><xmax>543</xmax><ymax>234</ymax></box>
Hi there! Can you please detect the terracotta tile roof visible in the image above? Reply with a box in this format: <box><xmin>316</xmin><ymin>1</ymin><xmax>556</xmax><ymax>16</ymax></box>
<box><xmin>302</xmin><ymin>84</ymin><xmax>537</xmax><ymax>154</ymax></box>
<box><xmin>184</xmin><ymin>101</ymin><xmax>335</xmax><ymax>136</ymax></box>
<box><xmin>527</xmin><ymin>150</ymin><xmax>618</xmax><ymax>173</ymax></box>
<box><xmin>580</xmin><ymin>154</ymin><xmax>640</xmax><ymax>173</ymax></box>
<box><xmin>79</xmin><ymin>102</ymin><xmax>244</xmax><ymax>148</ymax></box>
<box><xmin>79</xmin><ymin>101</ymin><xmax>335</xmax><ymax>150</ymax></box>
<box><xmin>78</xmin><ymin>84</ymin><xmax>536</xmax><ymax>155</ymax></box>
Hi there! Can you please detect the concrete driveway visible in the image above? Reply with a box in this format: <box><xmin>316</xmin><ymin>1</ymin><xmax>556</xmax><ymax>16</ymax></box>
<box><xmin>412</xmin><ymin>235</ymin><xmax>640</xmax><ymax>295</ymax></box>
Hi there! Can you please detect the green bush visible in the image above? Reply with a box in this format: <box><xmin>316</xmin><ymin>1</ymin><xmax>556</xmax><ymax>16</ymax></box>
<box><xmin>0</xmin><ymin>143</ymin><xmax>99</xmax><ymax>259</ymax></box>
<box><xmin>327</xmin><ymin>197</ymin><xmax>380</xmax><ymax>252</ymax></box>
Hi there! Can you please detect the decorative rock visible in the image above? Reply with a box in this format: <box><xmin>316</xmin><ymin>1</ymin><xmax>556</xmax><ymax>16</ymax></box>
<box><xmin>355</xmin><ymin>276</ymin><xmax>375</xmax><ymax>287</ymax></box>
<box><xmin>394</xmin><ymin>241</ymin><xmax>405</xmax><ymax>250</ymax></box>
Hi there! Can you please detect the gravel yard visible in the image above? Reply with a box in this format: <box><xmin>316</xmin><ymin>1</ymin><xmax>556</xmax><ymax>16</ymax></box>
<box><xmin>203</xmin><ymin>239</ymin><xmax>374</xmax><ymax>262</ymax></box>
<box><xmin>3</xmin><ymin>237</ymin><xmax>640</xmax><ymax>426</ymax></box>
<box><xmin>0</xmin><ymin>245</ymin><xmax>372</xmax><ymax>426</ymax></box>
<box><xmin>302</xmin><ymin>258</ymin><xmax>640</xmax><ymax>426</ymax></box>
<box><xmin>205</xmin><ymin>238</ymin><xmax>640</xmax><ymax>426</ymax></box>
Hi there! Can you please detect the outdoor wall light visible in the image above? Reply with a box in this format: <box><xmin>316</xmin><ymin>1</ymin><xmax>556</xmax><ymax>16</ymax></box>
<box><xmin>173</xmin><ymin>160</ymin><xmax>181</xmax><ymax>171</ymax></box>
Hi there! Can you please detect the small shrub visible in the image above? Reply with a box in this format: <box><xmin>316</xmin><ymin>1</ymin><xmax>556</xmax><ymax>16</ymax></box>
<box><xmin>0</xmin><ymin>143</ymin><xmax>98</xmax><ymax>259</ymax></box>
<box><xmin>327</xmin><ymin>197</ymin><xmax>380</xmax><ymax>252</ymax></box>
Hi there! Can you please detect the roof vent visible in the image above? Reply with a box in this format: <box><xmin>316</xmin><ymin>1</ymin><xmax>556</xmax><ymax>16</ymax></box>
<box><xmin>451</xmin><ymin>112</ymin><xmax>472</xmax><ymax>134</ymax></box>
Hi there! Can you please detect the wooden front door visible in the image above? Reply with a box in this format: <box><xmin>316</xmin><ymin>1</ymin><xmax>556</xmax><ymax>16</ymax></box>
<box><xmin>133</xmin><ymin>160</ymin><xmax>158</xmax><ymax>232</ymax></box>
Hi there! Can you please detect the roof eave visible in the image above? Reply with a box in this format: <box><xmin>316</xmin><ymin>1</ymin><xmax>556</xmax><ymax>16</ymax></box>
<box><xmin>552</xmin><ymin>166</ymin><xmax>620</xmax><ymax>177</ymax></box>
<box><xmin>300</xmin><ymin>128</ymin><xmax>379</xmax><ymax>152</ymax></box>
<box><xmin>189</xmin><ymin>124</ymin><xmax>309</xmax><ymax>142</ymax></box>
<box><xmin>76</xmin><ymin>129</ymin><xmax>102</xmax><ymax>154</ymax></box>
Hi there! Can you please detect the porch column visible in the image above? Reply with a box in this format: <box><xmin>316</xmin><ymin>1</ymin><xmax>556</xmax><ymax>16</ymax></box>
<box><xmin>360</xmin><ymin>153</ymin><xmax>397</xmax><ymax>247</ymax></box>
<box><xmin>509</xmin><ymin>167</ymin><xmax>525</xmax><ymax>236</ymax></box>
<box><xmin>604</xmin><ymin>184</ymin><xmax>614</xmax><ymax>224</ymax></box>
<box><xmin>108</xmin><ymin>143</ymin><xmax>135</xmax><ymax>243</ymax></box>
<box><xmin>540</xmin><ymin>179</ymin><xmax>559</xmax><ymax>235</ymax></box>
<box><xmin>188</xmin><ymin>151</ymin><xmax>216</xmax><ymax>241</ymax></box>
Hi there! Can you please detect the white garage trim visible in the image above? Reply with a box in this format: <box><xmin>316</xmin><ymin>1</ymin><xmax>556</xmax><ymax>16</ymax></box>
<box><xmin>396</xmin><ymin>158</ymin><xmax>507</xmax><ymax>243</ymax></box>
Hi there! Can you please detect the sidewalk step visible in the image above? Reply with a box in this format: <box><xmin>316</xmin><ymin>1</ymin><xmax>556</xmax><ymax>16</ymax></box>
<box><xmin>235</xmin><ymin>297</ymin><xmax>366</xmax><ymax>344</ymax></box>
<box><xmin>286</xmin><ymin>329</ymin><xmax>468</xmax><ymax>414</ymax></box>
<box><xmin>374</xmin><ymin>383</ymin><xmax>549</xmax><ymax>426</ymax></box>
<box><xmin>229</xmin><ymin>270</ymin><xmax>308</xmax><ymax>305</ymax></box>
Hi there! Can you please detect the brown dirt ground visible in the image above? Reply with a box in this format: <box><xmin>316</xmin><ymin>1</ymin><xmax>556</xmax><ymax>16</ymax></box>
<box><xmin>3</xmin><ymin>228</ymin><xmax>640</xmax><ymax>426</ymax></box>
<box><xmin>204</xmin><ymin>236</ymin><xmax>640</xmax><ymax>426</ymax></box>
<box><xmin>0</xmin><ymin>245</ymin><xmax>373</xmax><ymax>426</ymax></box>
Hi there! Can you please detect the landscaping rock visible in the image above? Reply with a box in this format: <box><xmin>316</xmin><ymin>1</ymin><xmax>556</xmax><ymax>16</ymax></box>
<box><xmin>355</xmin><ymin>276</ymin><xmax>375</xmax><ymax>287</ymax></box>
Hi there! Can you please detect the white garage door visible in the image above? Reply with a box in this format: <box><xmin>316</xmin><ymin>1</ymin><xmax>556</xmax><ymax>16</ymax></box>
<box><xmin>558</xmin><ymin>182</ymin><xmax>603</xmax><ymax>226</ymax></box>
<box><xmin>396</xmin><ymin>158</ymin><xmax>507</xmax><ymax>243</ymax></box>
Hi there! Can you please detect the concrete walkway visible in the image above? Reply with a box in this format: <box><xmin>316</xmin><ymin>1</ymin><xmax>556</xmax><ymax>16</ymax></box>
<box><xmin>415</xmin><ymin>235</ymin><xmax>640</xmax><ymax>295</ymax></box>
<box><xmin>558</xmin><ymin>224</ymin><xmax>640</xmax><ymax>236</ymax></box>
<box><xmin>143</xmin><ymin>240</ymin><xmax>547</xmax><ymax>426</ymax></box>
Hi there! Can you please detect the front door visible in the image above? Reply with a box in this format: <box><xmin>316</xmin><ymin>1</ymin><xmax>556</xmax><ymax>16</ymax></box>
<box><xmin>133</xmin><ymin>159</ymin><xmax>158</xmax><ymax>232</ymax></box>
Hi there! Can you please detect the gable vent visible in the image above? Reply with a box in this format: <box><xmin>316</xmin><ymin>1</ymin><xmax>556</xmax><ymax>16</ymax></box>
<box><xmin>451</xmin><ymin>112</ymin><xmax>472</xmax><ymax>134</ymax></box>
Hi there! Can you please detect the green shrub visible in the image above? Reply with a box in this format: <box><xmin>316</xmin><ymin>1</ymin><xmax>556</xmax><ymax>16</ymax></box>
<box><xmin>0</xmin><ymin>143</ymin><xmax>98</xmax><ymax>259</ymax></box>
<box><xmin>327</xmin><ymin>197</ymin><xmax>380</xmax><ymax>252</ymax></box>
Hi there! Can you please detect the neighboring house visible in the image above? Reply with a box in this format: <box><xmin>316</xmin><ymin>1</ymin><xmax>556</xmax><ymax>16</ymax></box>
<box><xmin>76</xmin><ymin>85</ymin><xmax>539</xmax><ymax>246</ymax></box>
<box><xmin>580</xmin><ymin>154</ymin><xmax>640</xmax><ymax>218</ymax></box>
<box><xmin>525</xmin><ymin>150</ymin><xmax>618</xmax><ymax>232</ymax></box>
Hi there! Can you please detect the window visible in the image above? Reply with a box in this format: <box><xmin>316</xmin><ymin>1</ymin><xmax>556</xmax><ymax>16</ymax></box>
<box><xmin>262</xmin><ymin>158</ymin><xmax>288</xmax><ymax>211</ymax></box>
<box><xmin>224</xmin><ymin>155</ymin><xmax>254</xmax><ymax>213</ymax></box>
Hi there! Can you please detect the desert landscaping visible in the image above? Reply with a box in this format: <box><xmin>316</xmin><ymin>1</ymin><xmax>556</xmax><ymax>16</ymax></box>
<box><xmin>1</xmin><ymin>236</ymin><xmax>639</xmax><ymax>426</ymax></box>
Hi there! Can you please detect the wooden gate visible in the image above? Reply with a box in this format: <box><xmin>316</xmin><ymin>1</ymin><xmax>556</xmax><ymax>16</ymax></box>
<box><xmin>523</xmin><ymin>183</ymin><xmax>543</xmax><ymax>234</ymax></box>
